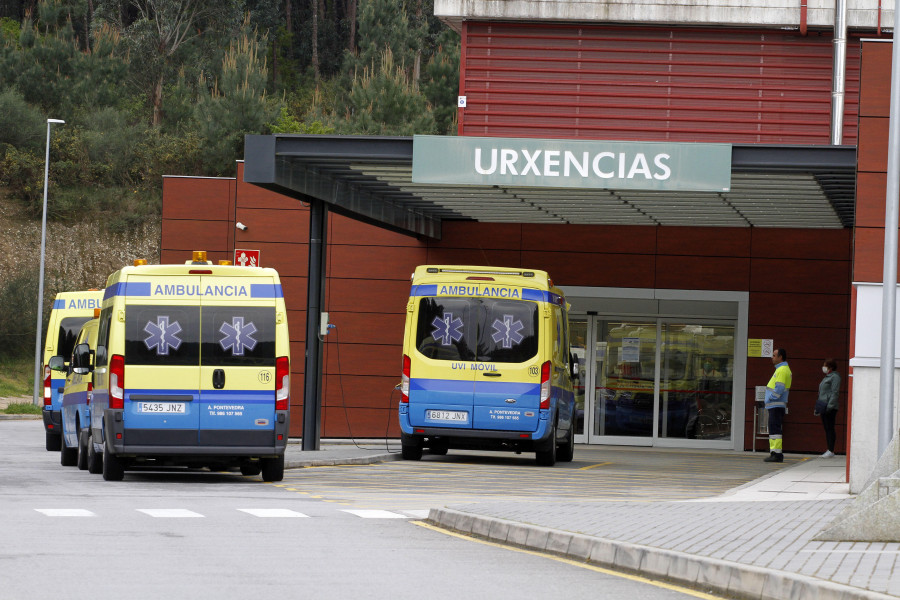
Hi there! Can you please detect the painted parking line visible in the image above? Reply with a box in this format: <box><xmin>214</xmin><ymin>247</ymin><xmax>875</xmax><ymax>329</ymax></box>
<box><xmin>341</xmin><ymin>509</ymin><xmax>408</xmax><ymax>519</ymax></box>
<box><xmin>137</xmin><ymin>509</ymin><xmax>204</xmax><ymax>518</ymax></box>
<box><xmin>237</xmin><ymin>508</ymin><xmax>310</xmax><ymax>518</ymax></box>
<box><xmin>35</xmin><ymin>509</ymin><xmax>95</xmax><ymax>517</ymax></box>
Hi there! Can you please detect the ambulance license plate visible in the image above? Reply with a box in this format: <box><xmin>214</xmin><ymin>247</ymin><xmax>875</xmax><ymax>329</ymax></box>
<box><xmin>425</xmin><ymin>410</ymin><xmax>467</xmax><ymax>422</ymax></box>
<box><xmin>139</xmin><ymin>402</ymin><xmax>186</xmax><ymax>414</ymax></box>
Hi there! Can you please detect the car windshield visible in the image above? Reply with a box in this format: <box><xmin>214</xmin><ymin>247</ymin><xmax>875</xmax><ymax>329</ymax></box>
<box><xmin>415</xmin><ymin>297</ymin><xmax>538</xmax><ymax>363</ymax></box>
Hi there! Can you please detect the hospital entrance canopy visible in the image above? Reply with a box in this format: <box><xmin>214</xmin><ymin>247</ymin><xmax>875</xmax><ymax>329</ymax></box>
<box><xmin>243</xmin><ymin>134</ymin><xmax>856</xmax><ymax>238</ymax></box>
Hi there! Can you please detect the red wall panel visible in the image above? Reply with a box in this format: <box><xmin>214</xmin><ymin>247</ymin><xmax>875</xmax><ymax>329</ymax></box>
<box><xmin>459</xmin><ymin>23</ymin><xmax>860</xmax><ymax>145</ymax></box>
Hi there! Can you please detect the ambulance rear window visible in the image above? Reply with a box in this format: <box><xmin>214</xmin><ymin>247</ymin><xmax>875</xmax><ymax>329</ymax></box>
<box><xmin>415</xmin><ymin>297</ymin><xmax>538</xmax><ymax>363</ymax></box>
<box><xmin>57</xmin><ymin>317</ymin><xmax>91</xmax><ymax>361</ymax></box>
<box><xmin>201</xmin><ymin>306</ymin><xmax>276</xmax><ymax>366</ymax></box>
<box><xmin>124</xmin><ymin>305</ymin><xmax>201</xmax><ymax>366</ymax></box>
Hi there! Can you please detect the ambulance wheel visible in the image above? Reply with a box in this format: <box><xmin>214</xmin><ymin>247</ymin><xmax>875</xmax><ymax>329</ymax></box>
<box><xmin>535</xmin><ymin>425</ymin><xmax>557</xmax><ymax>466</ymax></box>
<box><xmin>240</xmin><ymin>462</ymin><xmax>262</xmax><ymax>476</ymax></box>
<box><xmin>60</xmin><ymin>426</ymin><xmax>78</xmax><ymax>467</ymax></box>
<box><xmin>557</xmin><ymin>424</ymin><xmax>575</xmax><ymax>463</ymax></box>
<box><xmin>102</xmin><ymin>445</ymin><xmax>125</xmax><ymax>481</ymax></box>
<box><xmin>45</xmin><ymin>431</ymin><xmax>61</xmax><ymax>452</ymax></box>
<box><xmin>76</xmin><ymin>428</ymin><xmax>89</xmax><ymax>470</ymax></box>
<box><xmin>260</xmin><ymin>456</ymin><xmax>284</xmax><ymax>482</ymax></box>
<box><xmin>87</xmin><ymin>433</ymin><xmax>103</xmax><ymax>474</ymax></box>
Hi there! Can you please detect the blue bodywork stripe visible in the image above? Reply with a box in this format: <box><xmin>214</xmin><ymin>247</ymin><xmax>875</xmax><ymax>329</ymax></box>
<box><xmin>250</xmin><ymin>283</ymin><xmax>283</xmax><ymax>298</ymax></box>
<box><xmin>105</xmin><ymin>282</ymin><xmax>282</xmax><ymax>300</ymax></box>
<box><xmin>410</xmin><ymin>378</ymin><xmax>539</xmax><ymax>396</ymax></box>
<box><xmin>53</xmin><ymin>299</ymin><xmax>66</xmax><ymax>309</ymax></box>
<box><xmin>410</xmin><ymin>284</ymin><xmax>438</xmax><ymax>297</ymax></box>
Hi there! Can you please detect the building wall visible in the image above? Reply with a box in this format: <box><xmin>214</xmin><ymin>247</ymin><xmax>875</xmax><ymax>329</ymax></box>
<box><xmin>161</xmin><ymin>175</ymin><xmax>852</xmax><ymax>452</ymax></box>
<box><xmin>457</xmin><ymin>23</ymin><xmax>861</xmax><ymax>144</ymax></box>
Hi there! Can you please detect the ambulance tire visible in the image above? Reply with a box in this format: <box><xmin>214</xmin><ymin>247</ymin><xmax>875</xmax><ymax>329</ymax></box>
<box><xmin>260</xmin><ymin>455</ymin><xmax>284</xmax><ymax>482</ymax></box>
<box><xmin>76</xmin><ymin>428</ymin><xmax>89</xmax><ymax>470</ymax></box>
<box><xmin>87</xmin><ymin>433</ymin><xmax>103</xmax><ymax>474</ymax></box>
<box><xmin>535</xmin><ymin>424</ymin><xmax>557</xmax><ymax>466</ymax></box>
<box><xmin>60</xmin><ymin>425</ymin><xmax>78</xmax><ymax>467</ymax></box>
<box><xmin>240</xmin><ymin>462</ymin><xmax>262</xmax><ymax>476</ymax></box>
<box><xmin>46</xmin><ymin>432</ymin><xmax>61</xmax><ymax>452</ymax></box>
<box><xmin>102</xmin><ymin>445</ymin><xmax>125</xmax><ymax>481</ymax></box>
<box><xmin>557</xmin><ymin>424</ymin><xmax>575</xmax><ymax>463</ymax></box>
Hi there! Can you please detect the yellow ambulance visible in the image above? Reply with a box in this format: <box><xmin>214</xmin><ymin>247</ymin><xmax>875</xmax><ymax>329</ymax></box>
<box><xmin>85</xmin><ymin>252</ymin><xmax>291</xmax><ymax>482</ymax></box>
<box><xmin>58</xmin><ymin>312</ymin><xmax>100</xmax><ymax>469</ymax></box>
<box><xmin>41</xmin><ymin>290</ymin><xmax>104</xmax><ymax>451</ymax></box>
<box><xmin>399</xmin><ymin>265</ymin><xmax>576</xmax><ymax>466</ymax></box>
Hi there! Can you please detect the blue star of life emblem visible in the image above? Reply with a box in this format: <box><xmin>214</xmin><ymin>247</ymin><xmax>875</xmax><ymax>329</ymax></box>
<box><xmin>219</xmin><ymin>317</ymin><xmax>258</xmax><ymax>356</ymax></box>
<box><xmin>143</xmin><ymin>316</ymin><xmax>183</xmax><ymax>356</ymax></box>
<box><xmin>491</xmin><ymin>314</ymin><xmax>524</xmax><ymax>349</ymax></box>
<box><xmin>431</xmin><ymin>312</ymin><xmax>464</xmax><ymax>346</ymax></box>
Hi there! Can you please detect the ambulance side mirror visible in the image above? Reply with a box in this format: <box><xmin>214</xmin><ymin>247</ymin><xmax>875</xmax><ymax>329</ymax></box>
<box><xmin>72</xmin><ymin>343</ymin><xmax>93</xmax><ymax>375</ymax></box>
<box><xmin>48</xmin><ymin>355</ymin><xmax>66</xmax><ymax>372</ymax></box>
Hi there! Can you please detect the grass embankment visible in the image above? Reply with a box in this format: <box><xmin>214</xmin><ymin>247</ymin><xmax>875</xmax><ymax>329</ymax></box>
<box><xmin>0</xmin><ymin>357</ymin><xmax>39</xmax><ymax>413</ymax></box>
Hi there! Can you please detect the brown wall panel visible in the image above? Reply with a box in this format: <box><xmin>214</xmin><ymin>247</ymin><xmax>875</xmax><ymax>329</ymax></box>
<box><xmin>435</xmin><ymin>221</ymin><xmax>523</xmax><ymax>250</ymax></box>
<box><xmin>750</xmin><ymin>228</ymin><xmax>852</xmax><ymax>261</ymax></box>
<box><xmin>331</xmin><ymin>213</ymin><xmax>424</xmax><ymax>247</ymax></box>
<box><xmin>229</xmin><ymin>242</ymin><xmax>309</xmax><ymax>277</ymax></box>
<box><xmin>161</xmin><ymin>220</ymin><xmax>231</xmax><ymax>252</ymax></box>
<box><xmin>329</xmin><ymin>245</ymin><xmax>428</xmax><ymax>280</ymax></box>
<box><xmin>746</xmin><ymin>325</ymin><xmax>849</xmax><ymax>363</ymax></box>
<box><xmin>323</xmin><ymin>343</ymin><xmax>399</xmax><ymax>377</ymax></box>
<box><xmin>859</xmin><ymin>41</ymin><xmax>892</xmax><ymax>118</ymax></box>
<box><xmin>655</xmin><ymin>255</ymin><xmax>750</xmax><ymax>290</ymax></box>
<box><xmin>161</xmin><ymin>177</ymin><xmax>233</xmax><ymax>220</ymax></box>
<box><xmin>322</xmin><ymin>375</ymin><xmax>399</xmax><ymax>408</ymax></box>
<box><xmin>521</xmin><ymin>224</ymin><xmax>659</xmax><ymax>254</ymax></box>
<box><xmin>425</xmin><ymin>247</ymin><xmax>524</xmax><ymax>268</ymax></box>
<box><xmin>235</xmin><ymin>163</ymin><xmax>308</xmax><ymax>210</ymax></box>
<box><xmin>524</xmin><ymin>251</ymin><xmax>656</xmax><ymax>288</ymax></box>
<box><xmin>657</xmin><ymin>227</ymin><xmax>750</xmax><ymax>257</ymax></box>
<box><xmin>321</xmin><ymin>407</ymin><xmax>399</xmax><ymax>438</ymax></box>
<box><xmin>233</xmin><ymin>207</ymin><xmax>310</xmax><ymax>243</ymax></box>
<box><xmin>319</xmin><ymin>312</ymin><xmax>407</xmax><ymax>345</ymax></box>
<box><xmin>858</xmin><ymin>116</ymin><xmax>889</xmax><ymax>173</ymax></box>
<box><xmin>324</xmin><ymin>278</ymin><xmax>411</xmax><ymax>313</ymax></box>
<box><xmin>855</xmin><ymin>172</ymin><xmax>888</xmax><ymax>227</ymax></box>
<box><xmin>287</xmin><ymin>310</ymin><xmax>306</xmax><ymax>341</ymax></box>
<box><xmin>279</xmin><ymin>276</ymin><xmax>308</xmax><ymax>309</ymax></box>
<box><xmin>748</xmin><ymin>292</ymin><xmax>849</xmax><ymax>328</ymax></box>
<box><xmin>853</xmin><ymin>227</ymin><xmax>887</xmax><ymax>282</ymax></box>
<box><xmin>749</xmin><ymin>258</ymin><xmax>851</xmax><ymax>294</ymax></box>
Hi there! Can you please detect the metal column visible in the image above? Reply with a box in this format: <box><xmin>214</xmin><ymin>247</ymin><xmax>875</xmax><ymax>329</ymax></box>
<box><xmin>302</xmin><ymin>199</ymin><xmax>328</xmax><ymax>450</ymax></box>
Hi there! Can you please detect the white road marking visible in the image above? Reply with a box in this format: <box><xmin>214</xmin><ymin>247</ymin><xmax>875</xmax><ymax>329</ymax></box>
<box><xmin>35</xmin><ymin>509</ymin><xmax>94</xmax><ymax>517</ymax></box>
<box><xmin>403</xmin><ymin>510</ymin><xmax>431</xmax><ymax>519</ymax></box>
<box><xmin>238</xmin><ymin>508</ymin><xmax>310</xmax><ymax>518</ymax></box>
<box><xmin>137</xmin><ymin>509</ymin><xmax>204</xmax><ymax>518</ymax></box>
<box><xmin>341</xmin><ymin>509</ymin><xmax>409</xmax><ymax>519</ymax></box>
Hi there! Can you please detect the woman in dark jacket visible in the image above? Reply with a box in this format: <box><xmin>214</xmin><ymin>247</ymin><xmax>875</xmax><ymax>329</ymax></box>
<box><xmin>815</xmin><ymin>358</ymin><xmax>841</xmax><ymax>458</ymax></box>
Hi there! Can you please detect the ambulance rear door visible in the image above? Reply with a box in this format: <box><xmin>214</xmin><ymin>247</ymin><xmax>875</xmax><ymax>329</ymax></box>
<box><xmin>123</xmin><ymin>276</ymin><xmax>202</xmax><ymax>443</ymax></box>
<box><xmin>198</xmin><ymin>275</ymin><xmax>278</xmax><ymax>447</ymax></box>
<box><xmin>471</xmin><ymin>296</ymin><xmax>542</xmax><ymax>432</ymax></box>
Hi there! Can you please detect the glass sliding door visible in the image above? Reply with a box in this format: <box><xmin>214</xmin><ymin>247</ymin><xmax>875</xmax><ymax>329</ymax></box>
<box><xmin>570</xmin><ymin>318</ymin><xmax>588</xmax><ymax>442</ymax></box>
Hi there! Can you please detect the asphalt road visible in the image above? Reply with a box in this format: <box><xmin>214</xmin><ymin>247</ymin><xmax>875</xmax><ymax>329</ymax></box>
<box><xmin>0</xmin><ymin>420</ymin><xmax>726</xmax><ymax>600</ymax></box>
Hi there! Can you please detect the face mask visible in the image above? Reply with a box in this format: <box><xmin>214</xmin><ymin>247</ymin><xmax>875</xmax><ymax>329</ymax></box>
<box><xmin>822</xmin><ymin>366</ymin><xmax>829</xmax><ymax>374</ymax></box>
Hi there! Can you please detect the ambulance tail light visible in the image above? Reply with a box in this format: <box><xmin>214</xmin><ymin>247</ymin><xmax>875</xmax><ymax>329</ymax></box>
<box><xmin>86</xmin><ymin>382</ymin><xmax>93</xmax><ymax>405</ymax></box>
<box><xmin>400</xmin><ymin>354</ymin><xmax>411</xmax><ymax>403</ymax></box>
<box><xmin>110</xmin><ymin>354</ymin><xmax>125</xmax><ymax>410</ymax></box>
<box><xmin>539</xmin><ymin>360</ymin><xmax>551</xmax><ymax>409</ymax></box>
<box><xmin>275</xmin><ymin>356</ymin><xmax>290</xmax><ymax>410</ymax></box>
<box><xmin>43</xmin><ymin>365</ymin><xmax>52</xmax><ymax>407</ymax></box>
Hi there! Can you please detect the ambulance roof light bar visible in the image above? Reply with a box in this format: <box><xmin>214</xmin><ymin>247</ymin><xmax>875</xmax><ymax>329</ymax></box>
<box><xmin>427</xmin><ymin>267</ymin><xmax>535</xmax><ymax>277</ymax></box>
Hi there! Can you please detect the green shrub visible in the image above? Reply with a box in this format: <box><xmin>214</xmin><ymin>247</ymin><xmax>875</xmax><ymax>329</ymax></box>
<box><xmin>0</xmin><ymin>270</ymin><xmax>39</xmax><ymax>361</ymax></box>
<box><xmin>0</xmin><ymin>88</ymin><xmax>44</xmax><ymax>152</ymax></box>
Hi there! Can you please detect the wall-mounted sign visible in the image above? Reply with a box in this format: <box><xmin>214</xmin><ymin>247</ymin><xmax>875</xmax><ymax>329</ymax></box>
<box><xmin>748</xmin><ymin>339</ymin><xmax>774</xmax><ymax>357</ymax></box>
<box><xmin>234</xmin><ymin>249</ymin><xmax>260</xmax><ymax>267</ymax></box>
<box><xmin>412</xmin><ymin>135</ymin><xmax>732</xmax><ymax>192</ymax></box>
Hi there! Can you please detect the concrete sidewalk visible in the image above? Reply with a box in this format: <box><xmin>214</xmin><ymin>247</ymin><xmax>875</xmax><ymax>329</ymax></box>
<box><xmin>426</xmin><ymin>455</ymin><xmax>899</xmax><ymax>600</ymax></box>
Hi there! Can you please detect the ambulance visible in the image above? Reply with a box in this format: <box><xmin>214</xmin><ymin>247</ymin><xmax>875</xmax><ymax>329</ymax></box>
<box><xmin>41</xmin><ymin>290</ymin><xmax>104</xmax><ymax>451</ymax></box>
<box><xmin>58</xmin><ymin>312</ymin><xmax>100</xmax><ymax>469</ymax></box>
<box><xmin>85</xmin><ymin>252</ymin><xmax>291</xmax><ymax>482</ymax></box>
<box><xmin>399</xmin><ymin>265</ymin><xmax>576</xmax><ymax>466</ymax></box>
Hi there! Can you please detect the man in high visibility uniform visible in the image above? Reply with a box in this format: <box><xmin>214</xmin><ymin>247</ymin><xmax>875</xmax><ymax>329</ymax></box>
<box><xmin>764</xmin><ymin>348</ymin><xmax>792</xmax><ymax>463</ymax></box>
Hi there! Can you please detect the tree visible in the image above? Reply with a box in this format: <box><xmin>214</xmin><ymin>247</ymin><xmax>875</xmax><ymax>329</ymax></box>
<box><xmin>93</xmin><ymin>0</ymin><xmax>244</xmax><ymax>126</ymax></box>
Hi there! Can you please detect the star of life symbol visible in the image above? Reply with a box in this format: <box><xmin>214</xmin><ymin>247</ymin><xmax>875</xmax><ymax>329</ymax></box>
<box><xmin>431</xmin><ymin>312</ymin><xmax>463</xmax><ymax>346</ymax></box>
<box><xmin>491</xmin><ymin>314</ymin><xmax>524</xmax><ymax>349</ymax></box>
<box><xmin>219</xmin><ymin>317</ymin><xmax>258</xmax><ymax>356</ymax></box>
<box><xmin>143</xmin><ymin>316</ymin><xmax>183</xmax><ymax>356</ymax></box>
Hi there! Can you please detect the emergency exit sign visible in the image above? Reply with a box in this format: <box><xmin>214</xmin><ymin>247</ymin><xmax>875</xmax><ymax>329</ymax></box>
<box><xmin>234</xmin><ymin>249</ymin><xmax>260</xmax><ymax>267</ymax></box>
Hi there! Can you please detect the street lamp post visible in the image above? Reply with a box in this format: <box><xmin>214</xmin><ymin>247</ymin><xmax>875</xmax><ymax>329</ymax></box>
<box><xmin>32</xmin><ymin>118</ymin><xmax>65</xmax><ymax>406</ymax></box>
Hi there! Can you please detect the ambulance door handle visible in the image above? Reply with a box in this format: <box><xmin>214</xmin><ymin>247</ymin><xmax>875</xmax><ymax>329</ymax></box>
<box><xmin>212</xmin><ymin>369</ymin><xmax>225</xmax><ymax>389</ymax></box>
<box><xmin>482</xmin><ymin>373</ymin><xmax>502</xmax><ymax>377</ymax></box>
